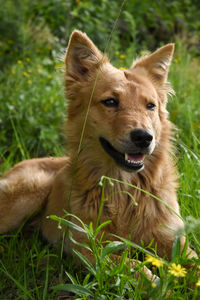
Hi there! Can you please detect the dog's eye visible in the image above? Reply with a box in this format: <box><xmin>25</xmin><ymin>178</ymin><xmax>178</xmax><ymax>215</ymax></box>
<box><xmin>101</xmin><ymin>98</ymin><xmax>119</xmax><ymax>107</ymax></box>
<box><xmin>146</xmin><ymin>103</ymin><xmax>156</xmax><ymax>111</ymax></box>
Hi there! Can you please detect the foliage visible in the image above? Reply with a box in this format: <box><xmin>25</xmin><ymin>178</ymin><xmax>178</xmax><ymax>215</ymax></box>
<box><xmin>0</xmin><ymin>55</ymin><xmax>66</xmax><ymax>160</ymax></box>
<box><xmin>1</xmin><ymin>0</ymin><xmax>200</xmax><ymax>68</ymax></box>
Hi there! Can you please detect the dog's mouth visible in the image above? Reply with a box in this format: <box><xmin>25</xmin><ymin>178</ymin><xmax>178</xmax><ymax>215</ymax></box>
<box><xmin>99</xmin><ymin>137</ymin><xmax>145</xmax><ymax>172</ymax></box>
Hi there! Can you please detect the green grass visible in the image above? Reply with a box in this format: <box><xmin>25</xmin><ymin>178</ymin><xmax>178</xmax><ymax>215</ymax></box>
<box><xmin>0</xmin><ymin>55</ymin><xmax>66</xmax><ymax>166</ymax></box>
<box><xmin>0</xmin><ymin>35</ymin><xmax>200</xmax><ymax>300</ymax></box>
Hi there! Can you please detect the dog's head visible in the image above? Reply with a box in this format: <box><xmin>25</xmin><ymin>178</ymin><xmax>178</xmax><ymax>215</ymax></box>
<box><xmin>64</xmin><ymin>30</ymin><xmax>174</xmax><ymax>173</ymax></box>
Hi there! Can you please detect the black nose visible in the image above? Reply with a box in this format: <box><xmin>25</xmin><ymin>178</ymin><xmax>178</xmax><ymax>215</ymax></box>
<box><xmin>130</xmin><ymin>129</ymin><xmax>153</xmax><ymax>148</ymax></box>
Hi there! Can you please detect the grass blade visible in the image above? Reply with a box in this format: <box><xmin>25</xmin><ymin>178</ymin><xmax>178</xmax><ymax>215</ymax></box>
<box><xmin>68</xmin><ymin>230</ymin><xmax>91</xmax><ymax>251</ymax></box>
<box><xmin>48</xmin><ymin>215</ymin><xmax>87</xmax><ymax>233</ymax></box>
<box><xmin>42</xmin><ymin>252</ymin><xmax>49</xmax><ymax>300</ymax></box>
<box><xmin>101</xmin><ymin>241</ymin><xmax>126</xmax><ymax>259</ymax></box>
<box><xmin>73</xmin><ymin>249</ymin><xmax>96</xmax><ymax>275</ymax></box>
<box><xmin>0</xmin><ymin>266</ymin><xmax>34</xmax><ymax>300</ymax></box>
<box><xmin>171</xmin><ymin>235</ymin><xmax>181</xmax><ymax>260</ymax></box>
<box><xmin>53</xmin><ymin>283</ymin><xmax>95</xmax><ymax>297</ymax></box>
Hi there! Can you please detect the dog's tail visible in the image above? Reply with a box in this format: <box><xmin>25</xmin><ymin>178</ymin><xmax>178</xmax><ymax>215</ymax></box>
<box><xmin>0</xmin><ymin>157</ymin><xmax>68</xmax><ymax>233</ymax></box>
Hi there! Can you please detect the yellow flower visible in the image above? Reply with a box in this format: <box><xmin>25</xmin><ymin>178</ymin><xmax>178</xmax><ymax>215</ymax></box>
<box><xmin>119</xmin><ymin>67</ymin><xmax>126</xmax><ymax>70</ymax></box>
<box><xmin>115</xmin><ymin>51</ymin><xmax>119</xmax><ymax>55</ymax></box>
<box><xmin>174</xmin><ymin>58</ymin><xmax>180</xmax><ymax>64</ymax></box>
<box><xmin>23</xmin><ymin>72</ymin><xmax>30</xmax><ymax>77</ymax></box>
<box><xmin>196</xmin><ymin>278</ymin><xmax>200</xmax><ymax>287</ymax></box>
<box><xmin>140</xmin><ymin>50</ymin><xmax>149</xmax><ymax>56</ymax></box>
<box><xmin>119</xmin><ymin>54</ymin><xmax>126</xmax><ymax>59</ymax></box>
<box><xmin>28</xmin><ymin>80</ymin><xmax>32</xmax><ymax>85</ymax></box>
<box><xmin>55</xmin><ymin>63</ymin><xmax>64</xmax><ymax>69</ymax></box>
<box><xmin>145</xmin><ymin>254</ymin><xmax>164</xmax><ymax>268</ymax></box>
<box><xmin>173</xmin><ymin>279</ymin><xmax>178</xmax><ymax>284</ymax></box>
<box><xmin>168</xmin><ymin>263</ymin><xmax>186</xmax><ymax>277</ymax></box>
<box><xmin>37</xmin><ymin>64</ymin><xmax>42</xmax><ymax>73</ymax></box>
<box><xmin>17</xmin><ymin>60</ymin><xmax>22</xmax><ymax>65</ymax></box>
<box><xmin>151</xmin><ymin>283</ymin><xmax>156</xmax><ymax>288</ymax></box>
<box><xmin>26</xmin><ymin>57</ymin><xmax>30</xmax><ymax>62</ymax></box>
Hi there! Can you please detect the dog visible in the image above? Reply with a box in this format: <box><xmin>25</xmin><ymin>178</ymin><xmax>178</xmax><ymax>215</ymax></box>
<box><xmin>0</xmin><ymin>30</ymin><xmax>197</xmax><ymax>280</ymax></box>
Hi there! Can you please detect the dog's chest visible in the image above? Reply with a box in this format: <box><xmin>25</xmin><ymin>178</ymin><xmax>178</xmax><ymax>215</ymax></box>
<box><xmin>101</xmin><ymin>190</ymin><xmax>166</xmax><ymax>244</ymax></box>
<box><xmin>72</xmin><ymin>182</ymin><xmax>165</xmax><ymax>243</ymax></box>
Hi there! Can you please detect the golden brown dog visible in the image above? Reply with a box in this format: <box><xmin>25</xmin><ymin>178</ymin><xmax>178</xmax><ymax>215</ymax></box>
<box><xmin>0</xmin><ymin>30</ymin><xmax>197</xmax><ymax>279</ymax></box>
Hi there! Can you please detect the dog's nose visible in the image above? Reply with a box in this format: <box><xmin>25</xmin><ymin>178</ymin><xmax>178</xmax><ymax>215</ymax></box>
<box><xmin>130</xmin><ymin>129</ymin><xmax>153</xmax><ymax>148</ymax></box>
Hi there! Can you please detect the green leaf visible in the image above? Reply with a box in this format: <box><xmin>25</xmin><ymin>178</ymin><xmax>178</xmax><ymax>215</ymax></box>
<box><xmin>65</xmin><ymin>271</ymin><xmax>77</xmax><ymax>285</ymax></box>
<box><xmin>48</xmin><ymin>215</ymin><xmax>87</xmax><ymax>233</ymax></box>
<box><xmin>68</xmin><ymin>231</ymin><xmax>91</xmax><ymax>251</ymax></box>
<box><xmin>52</xmin><ymin>284</ymin><xmax>94</xmax><ymax>297</ymax></box>
<box><xmin>73</xmin><ymin>249</ymin><xmax>96</xmax><ymax>275</ymax></box>
<box><xmin>94</xmin><ymin>220</ymin><xmax>112</xmax><ymax>238</ymax></box>
<box><xmin>171</xmin><ymin>235</ymin><xmax>181</xmax><ymax>260</ymax></box>
<box><xmin>181</xmin><ymin>235</ymin><xmax>189</xmax><ymax>257</ymax></box>
<box><xmin>113</xmin><ymin>235</ymin><xmax>168</xmax><ymax>263</ymax></box>
<box><xmin>83</xmin><ymin>273</ymin><xmax>91</xmax><ymax>286</ymax></box>
<box><xmin>101</xmin><ymin>241</ymin><xmax>126</xmax><ymax>259</ymax></box>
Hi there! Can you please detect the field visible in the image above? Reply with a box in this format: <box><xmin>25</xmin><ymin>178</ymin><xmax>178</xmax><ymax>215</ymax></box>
<box><xmin>0</xmin><ymin>1</ymin><xmax>200</xmax><ymax>299</ymax></box>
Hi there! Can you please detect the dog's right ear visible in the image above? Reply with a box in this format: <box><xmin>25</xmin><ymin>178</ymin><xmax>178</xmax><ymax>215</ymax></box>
<box><xmin>64</xmin><ymin>30</ymin><xmax>104</xmax><ymax>81</ymax></box>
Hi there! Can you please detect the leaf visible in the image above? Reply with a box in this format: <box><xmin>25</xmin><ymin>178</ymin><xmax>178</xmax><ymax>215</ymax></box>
<box><xmin>94</xmin><ymin>220</ymin><xmax>112</xmax><ymax>238</ymax></box>
<box><xmin>82</xmin><ymin>273</ymin><xmax>91</xmax><ymax>286</ymax></box>
<box><xmin>65</xmin><ymin>271</ymin><xmax>77</xmax><ymax>285</ymax></box>
<box><xmin>181</xmin><ymin>235</ymin><xmax>189</xmax><ymax>257</ymax></box>
<box><xmin>68</xmin><ymin>231</ymin><xmax>91</xmax><ymax>252</ymax></box>
<box><xmin>73</xmin><ymin>249</ymin><xmax>96</xmax><ymax>275</ymax></box>
<box><xmin>101</xmin><ymin>241</ymin><xmax>126</xmax><ymax>259</ymax></box>
<box><xmin>171</xmin><ymin>235</ymin><xmax>181</xmax><ymax>260</ymax></box>
<box><xmin>52</xmin><ymin>284</ymin><xmax>94</xmax><ymax>297</ymax></box>
<box><xmin>48</xmin><ymin>215</ymin><xmax>87</xmax><ymax>233</ymax></box>
<box><xmin>113</xmin><ymin>235</ymin><xmax>168</xmax><ymax>263</ymax></box>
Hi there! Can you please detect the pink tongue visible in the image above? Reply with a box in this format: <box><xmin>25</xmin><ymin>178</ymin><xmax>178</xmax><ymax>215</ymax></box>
<box><xmin>128</xmin><ymin>153</ymin><xmax>144</xmax><ymax>162</ymax></box>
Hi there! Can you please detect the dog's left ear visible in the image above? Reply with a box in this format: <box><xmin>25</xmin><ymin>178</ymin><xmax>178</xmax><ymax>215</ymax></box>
<box><xmin>64</xmin><ymin>30</ymin><xmax>104</xmax><ymax>81</ymax></box>
<box><xmin>131</xmin><ymin>44</ymin><xmax>174</xmax><ymax>86</ymax></box>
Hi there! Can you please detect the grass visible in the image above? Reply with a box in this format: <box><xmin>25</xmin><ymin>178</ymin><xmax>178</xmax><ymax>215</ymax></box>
<box><xmin>0</xmin><ymin>38</ymin><xmax>200</xmax><ymax>299</ymax></box>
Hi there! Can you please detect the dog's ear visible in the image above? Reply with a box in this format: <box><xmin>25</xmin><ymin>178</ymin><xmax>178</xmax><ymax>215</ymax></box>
<box><xmin>65</xmin><ymin>30</ymin><xmax>103</xmax><ymax>80</ymax></box>
<box><xmin>131</xmin><ymin>44</ymin><xmax>174</xmax><ymax>85</ymax></box>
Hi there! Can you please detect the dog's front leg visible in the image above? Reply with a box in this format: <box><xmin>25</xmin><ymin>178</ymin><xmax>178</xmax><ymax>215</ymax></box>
<box><xmin>65</xmin><ymin>226</ymin><xmax>158</xmax><ymax>283</ymax></box>
<box><xmin>0</xmin><ymin>157</ymin><xmax>68</xmax><ymax>233</ymax></box>
<box><xmin>156</xmin><ymin>228</ymin><xmax>198</xmax><ymax>262</ymax></box>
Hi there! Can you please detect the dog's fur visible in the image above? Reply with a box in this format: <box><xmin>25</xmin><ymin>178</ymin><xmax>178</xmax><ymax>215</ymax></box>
<box><xmin>0</xmin><ymin>30</ymin><xmax>197</xmax><ymax>278</ymax></box>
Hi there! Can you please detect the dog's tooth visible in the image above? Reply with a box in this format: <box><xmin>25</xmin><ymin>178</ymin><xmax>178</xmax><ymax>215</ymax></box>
<box><xmin>125</xmin><ymin>153</ymin><xmax>144</xmax><ymax>166</ymax></box>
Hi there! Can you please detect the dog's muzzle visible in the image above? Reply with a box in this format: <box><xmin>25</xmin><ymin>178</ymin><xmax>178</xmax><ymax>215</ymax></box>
<box><xmin>99</xmin><ymin>129</ymin><xmax>154</xmax><ymax>172</ymax></box>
